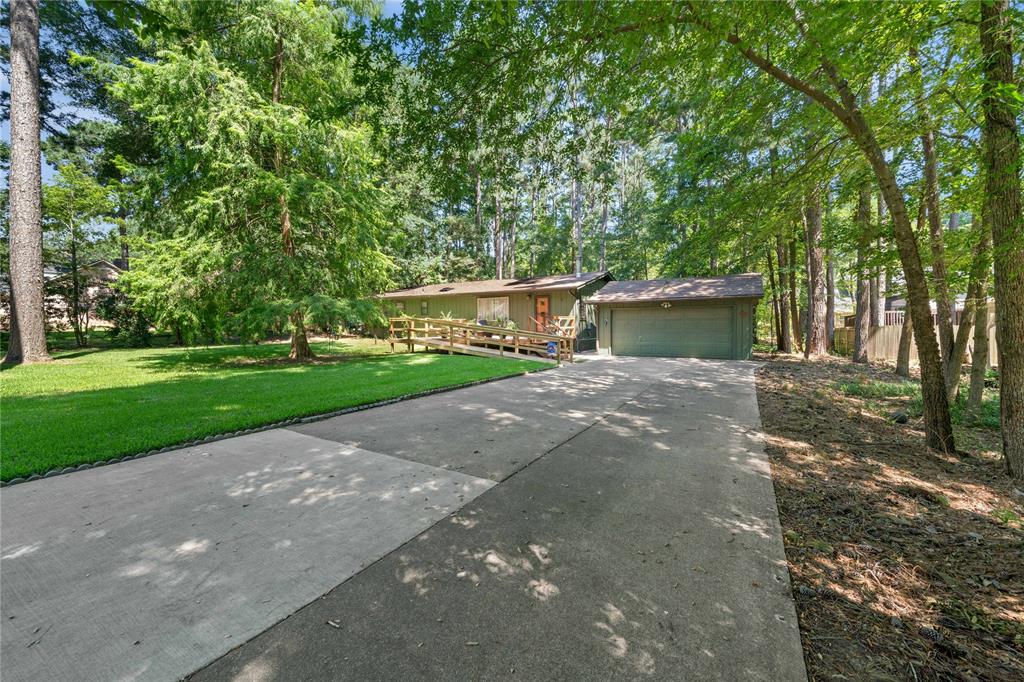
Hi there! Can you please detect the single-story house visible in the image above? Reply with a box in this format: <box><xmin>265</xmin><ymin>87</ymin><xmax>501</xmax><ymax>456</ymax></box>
<box><xmin>586</xmin><ymin>273</ymin><xmax>763</xmax><ymax>359</ymax></box>
<box><xmin>379</xmin><ymin>271</ymin><xmax>613</xmax><ymax>349</ymax></box>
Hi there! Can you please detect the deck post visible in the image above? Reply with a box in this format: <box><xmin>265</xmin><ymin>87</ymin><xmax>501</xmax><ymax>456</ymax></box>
<box><xmin>449</xmin><ymin>322</ymin><xmax>454</xmax><ymax>355</ymax></box>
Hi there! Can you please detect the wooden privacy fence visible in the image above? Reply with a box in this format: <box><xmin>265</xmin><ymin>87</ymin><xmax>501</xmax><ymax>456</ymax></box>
<box><xmin>388</xmin><ymin>317</ymin><xmax>574</xmax><ymax>364</ymax></box>
<box><xmin>844</xmin><ymin>310</ymin><xmax>970</xmax><ymax>329</ymax></box>
<box><xmin>834</xmin><ymin>309</ymin><xmax>998</xmax><ymax>367</ymax></box>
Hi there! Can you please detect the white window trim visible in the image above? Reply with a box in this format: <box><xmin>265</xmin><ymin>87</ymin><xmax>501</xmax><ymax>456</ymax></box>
<box><xmin>476</xmin><ymin>296</ymin><xmax>510</xmax><ymax>322</ymax></box>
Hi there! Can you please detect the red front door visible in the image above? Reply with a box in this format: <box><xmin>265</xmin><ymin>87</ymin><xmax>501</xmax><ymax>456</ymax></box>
<box><xmin>535</xmin><ymin>295</ymin><xmax>550</xmax><ymax>332</ymax></box>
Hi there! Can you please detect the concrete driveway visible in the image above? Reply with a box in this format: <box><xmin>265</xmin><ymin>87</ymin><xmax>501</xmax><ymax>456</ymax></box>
<box><xmin>1</xmin><ymin>357</ymin><xmax>806</xmax><ymax>681</ymax></box>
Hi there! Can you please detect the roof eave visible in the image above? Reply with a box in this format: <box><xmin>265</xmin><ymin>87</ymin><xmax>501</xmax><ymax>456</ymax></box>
<box><xmin>380</xmin><ymin>271</ymin><xmax>612</xmax><ymax>299</ymax></box>
<box><xmin>588</xmin><ymin>292</ymin><xmax>763</xmax><ymax>304</ymax></box>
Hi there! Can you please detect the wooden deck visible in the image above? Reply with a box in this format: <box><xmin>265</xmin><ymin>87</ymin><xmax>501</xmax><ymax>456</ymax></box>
<box><xmin>388</xmin><ymin>317</ymin><xmax>573</xmax><ymax>364</ymax></box>
<box><xmin>411</xmin><ymin>336</ymin><xmax>559</xmax><ymax>364</ymax></box>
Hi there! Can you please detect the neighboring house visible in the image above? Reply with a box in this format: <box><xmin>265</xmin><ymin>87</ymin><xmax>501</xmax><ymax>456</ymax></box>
<box><xmin>380</xmin><ymin>271</ymin><xmax>613</xmax><ymax>349</ymax></box>
<box><xmin>586</xmin><ymin>273</ymin><xmax>763</xmax><ymax>360</ymax></box>
<box><xmin>1</xmin><ymin>260</ymin><xmax>124</xmax><ymax>331</ymax></box>
<box><xmin>46</xmin><ymin>259</ymin><xmax>123</xmax><ymax>329</ymax></box>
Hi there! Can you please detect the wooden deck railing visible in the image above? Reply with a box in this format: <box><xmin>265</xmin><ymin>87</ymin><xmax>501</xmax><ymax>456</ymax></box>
<box><xmin>388</xmin><ymin>317</ymin><xmax>574</xmax><ymax>363</ymax></box>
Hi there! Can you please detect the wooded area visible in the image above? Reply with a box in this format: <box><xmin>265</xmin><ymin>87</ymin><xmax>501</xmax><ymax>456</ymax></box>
<box><xmin>1</xmin><ymin>0</ymin><xmax>1022</xmax><ymax>479</ymax></box>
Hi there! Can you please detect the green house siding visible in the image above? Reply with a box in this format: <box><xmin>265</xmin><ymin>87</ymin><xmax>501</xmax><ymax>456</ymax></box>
<box><xmin>596</xmin><ymin>298</ymin><xmax>757</xmax><ymax>360</ymax></box>
<box><xmin>387</xmin><ymin>289</ymin><xmax>579</xmax><ymax>330</ymax></box>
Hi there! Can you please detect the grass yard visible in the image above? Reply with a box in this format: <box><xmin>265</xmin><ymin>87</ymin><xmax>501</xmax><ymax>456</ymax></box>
<box><xmin>0</xmin><ymin>338</ymin><xmax>547</xmax><ymax>481</ymax></box>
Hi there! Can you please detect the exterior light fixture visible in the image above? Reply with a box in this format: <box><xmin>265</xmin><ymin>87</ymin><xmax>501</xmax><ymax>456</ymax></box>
<box><xmin>661</xmin><ymin>301</ymin><xmax>672</xmax><ymax>309</ymax></box>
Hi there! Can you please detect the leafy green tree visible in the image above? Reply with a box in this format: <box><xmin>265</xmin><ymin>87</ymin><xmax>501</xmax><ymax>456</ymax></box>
<box><xmin>99</xmin><ymin>0</ymin><xmax>392</xmax><ymax>358</ymax></box>
<box><xmin>42</xmin><ymin>162</ymin><xmax>113</xmax><ymax>346</ymax></box>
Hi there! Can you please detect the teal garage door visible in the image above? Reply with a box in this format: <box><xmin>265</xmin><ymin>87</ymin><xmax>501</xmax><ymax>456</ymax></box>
<box><xmin>611</xmin><ymin>306</ymin><xmax>734</xmax><ymax>358</ymax></box>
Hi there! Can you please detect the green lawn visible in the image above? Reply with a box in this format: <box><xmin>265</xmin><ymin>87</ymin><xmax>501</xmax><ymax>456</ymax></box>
<box><xmin>0</xmin><ymin>338</ymin><xmax>546</xmax><ymax>481</ymax></box>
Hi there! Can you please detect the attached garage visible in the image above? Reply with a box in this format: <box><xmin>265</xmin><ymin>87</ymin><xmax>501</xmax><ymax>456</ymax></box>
<box><xmin>588</xmin><ymin>274</ymin><xmax>763</xmax><ymax>360</ymax></box>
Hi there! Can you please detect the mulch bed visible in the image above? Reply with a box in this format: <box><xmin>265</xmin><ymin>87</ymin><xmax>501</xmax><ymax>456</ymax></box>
<box><xmin>755</xmin><ymin>353</ymin><xmax>1023</xmax><ymax>681</ymax></box>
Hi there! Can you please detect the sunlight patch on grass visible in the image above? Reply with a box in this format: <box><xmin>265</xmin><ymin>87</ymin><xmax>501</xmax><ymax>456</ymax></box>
<box><xmin>836</xmin><ymin>378</ymin><xmax>1000</xmax><ymax>430</ymax></box>
<box><xmin>1</xmin><ymin>339</ymin><xmax>546</xmax><ymax>480</ymax></box>
<box><xmin>835</xmin><ymin>379</ymin><xmax>919</xmax><ymax>398</ymax></box>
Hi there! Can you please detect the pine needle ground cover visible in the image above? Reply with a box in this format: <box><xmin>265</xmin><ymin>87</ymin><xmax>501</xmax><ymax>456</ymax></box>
<box><xmin>756</xmin><ymin>354</ymin><xmax>1023</xmax><ymax>680</ymax></box>
<box><xmin>1</xmin><ymin>339</ymin><xmax>546</xmax><ymax>481</ymax></box>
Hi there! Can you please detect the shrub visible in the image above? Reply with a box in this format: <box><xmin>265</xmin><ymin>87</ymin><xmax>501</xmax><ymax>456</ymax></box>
<box><xmin>96</xmin><ymin>290</ymin><xmax>151</xmax><ymax>347</ymax></box>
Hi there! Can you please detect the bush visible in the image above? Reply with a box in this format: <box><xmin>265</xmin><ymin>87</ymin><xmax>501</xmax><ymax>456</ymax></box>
<box><xmin>96</xmin><ymin>290</ymin><xmax>152</xmax><ymax>347</ymax></box>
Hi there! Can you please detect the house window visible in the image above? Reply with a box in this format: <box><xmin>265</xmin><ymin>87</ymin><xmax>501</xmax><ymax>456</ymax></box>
<box><xmin>420</xmin><ymin>300</ymin><xmax>429</xmax><ymax>316</ymax></box>
<box><xmin>476</xmin><ymin>296</ymin><xmax>509</xmax><ymax>323</ymax></box>
<box><xmin>394</xmin><ymin>301</ymin><xmax>405</xmax><ymax>314</ymax></box>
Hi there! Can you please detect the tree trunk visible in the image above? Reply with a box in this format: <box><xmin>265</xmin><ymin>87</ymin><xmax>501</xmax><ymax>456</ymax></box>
<box><xmin>968</xmin><ymin>296</ymin><xmax>989</xmax><ymax>416</ymax></box>
<box><xmin>981</xmin><ymin>0</ymin><xmax>1024</xmax><ymax>478</ymax></box>
<box><xmin>599</xmin><ymin>192</ymin><xmax>608</xmax><ymax>271</ymax></box>
<box><xmin>946</xmin><ymin>224</ymin><xmax>991</xmax><ymax>402</ymax></box>
<box><xmin>876</xmin><ymin>248</ymin><xmax>886</xmax><ymax>325</ymax></box>
<box><xmin>507</xmin><ymin>191</ymin><xmax>517</xmax><ymax>279</ymax></box>
<box><xmin>272</xmin><ymin>31</ymin><xmax>313</xmax><ymax>361</ymax></box>
<box><xmin>4</xmin><ymin>0</ymin><xmax>50</xmax><ymax>364</ymax></box>
<box><xmin>825</xmin><ymin>60</ymin><xmax>954</xmax><ymax>451</ymax></box>
<box><xmin>869</xmin><ymin>262</ymin><xmax>880</xmax><ymax>327</ymax></box>
<box><xmin>914</xmin><ymin>46</ymin><xmax>956</xmax><ymax>374</ymax></box>
<box><xmin>775</xmin><ymin>235</ymin><xmax>791</xmax><ymax>352</ymax></box>
<box><xmin>289</xmin><ymin>310</ymin><xmax>312</xmax><ymax>360</ymax></box>
<box><xmin>572</xmin><ymin>175</ymin><xmax>582</xmax><ymax>276</ymax></box>
<box><xmin>803</xmin><ymin>191</ymin><xmax>827</xmax><ymax>356</ymax></box>
<box><xmin>896</xmin><ymin>312</ymin><xmax>913</xmax><ymax>377</ymax></box>
<box><xmin>788</xmin><ymin>235</ymin><xmax>802</xmax><ymax>353</ymax></box>
<box><xmin>853</xmin><ymin>180</ymin><xmax>872</xmax><ymax>363</ymax></box>
<box><xmin>922</xmin><ymin>131</ymin><xmax>955</xmax><ymax>373</ymax></box>
<box><xmin>493</xmin><ymin>192</ymin><xmax>504</xmax><ymax>279</ymax></box>
<box><xmin>875</xmin><ymin>194</ymin><xmax>888</xmax><ymax>327</ymax></box>
<box><xmin>474</xmin><ymin>166</ymin><xmax>482</xmax><ymax>241</ymax></box>
<box><xmin>767</xmin><ymin>248</ymin><xmax>782</xmax><ymax>348</ymax></box>
<box><xmin>70</xmin><ymin>233</ymin><xmax>84</xmax><ymax>347</ymax></box>
<box><xmin>6</xmin><ymin>289</ymin><xmax>22</xmax><ymax>361</ymax></box>
<box><xmin>118</xmin><ymin>209</ymin><xmax>129</xmax><ymax>269</ymax></box>
<box><xmin>826</xmin><ymin>248</ymin><xmax>835</xmax><ymax>351</ymax></box>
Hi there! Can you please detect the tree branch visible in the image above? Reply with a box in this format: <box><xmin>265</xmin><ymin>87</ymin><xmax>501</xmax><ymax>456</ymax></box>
<box><xmin>681</xmin><ymin>3</ymin><xmax>850</xmax><ymax>124</ymax></box>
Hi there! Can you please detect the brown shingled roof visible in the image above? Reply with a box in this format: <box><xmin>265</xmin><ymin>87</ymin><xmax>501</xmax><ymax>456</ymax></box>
<box><xmin>380</xmin><ymin>272</ymin><xmax>611</xmax><ymax>299</ymax></box>
<box><xmin>586</xmin><ymin>273</ymin><xmax>764</xmax><ymax>303</ymax></box>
